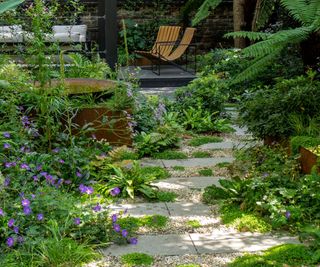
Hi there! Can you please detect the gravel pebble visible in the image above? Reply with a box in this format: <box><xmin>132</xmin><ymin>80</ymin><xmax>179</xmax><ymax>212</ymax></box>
<box><xmin>85</xmin><ymin>253</ymin><xmax>244</xmax><ymax>267</ymax></box>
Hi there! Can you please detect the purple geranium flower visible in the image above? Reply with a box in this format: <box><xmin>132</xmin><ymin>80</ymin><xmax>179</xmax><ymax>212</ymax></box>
<box><xmin>64</xmin><ymin>180</ymin><xmax>72</xmax><ymax>184</ymax></box>
<box><xmin>76</xmin><ymin>171</ymin><xmax>82</xmax><ymax>178</ymax></box>
<box><xmin>52</xmin><ymin>148</ymin><xmax>60</xmax><ymax>153</ymax></box>
<box><xmin>113</xmin><ymin>224</ymin><xmax>121</xmax><ymax>232</ymax></box>
<box><xmin>111</xmin><ymin>214</ymin><xmax>117</xmax><ymax>223</ymax></box>
<box><xmin>8</xmin><ymin>218</ymin><xmax>15</xmax><ymax>227</ymax></box>
<box><xmin>85</xmin><ymin>186</ymin><xmax>94</xmax><ymax>195</ymax></box>
<box><xmin>13</xmin><ymin>226</ymin><xmax>19</xmax><ymax>234</ymax></box>
<box><xmin>37</xmin><ymin>213</ymin><xmax>44</xmax><ymax>221</ymax></box>
<box><xmin>0</xmin><ymin>208</ymin><xmax>4</xmax><ymax>216</ymax></box>
<box><xmin>20</xmin><ymin>163</ymin><xmax>30</xmax><ymax>170</ymax></box>
<box><xmin>17</xmin><ymin>236</ymin><xmax>24</xmax><ymax>244</ymax></box>
<box><xmin>4</xmin><ymin>177</ymin><xmax>10</xmax><ymax>187</ymax></box>
<box><xmin>21</xmin><ymin>199</ymin><xmax>30</xmax><ymax>207</ymax></box>
<box><xmin>3</xmin><ymin>132</ymin><xmax>10</xmax><ymax>138</ymax></box>
<box><xmin>129</xmin><ymin>237</ymin><xmax>138</xmax><ymax>245</ymax></box>
<box><xmin>3</xmin><ymin>143</ymin><xmax>10</xmax><ymax>149</ymax></box>
<box><xmin>6</xmin><ymin>237</ymin><xmax>14</xmax><ymax>247</ymax></box>
<box><xmin>74</xmin><ymin>218</ymin><xmax>81</xmax><ymax>225</ymax></box>
<box><xmin>110</xmin><ymin>187</ymin><xmax>121</xmax><ymax>197</ymax></box>
<box><xmin>23</xmin><ymin>206</ymin><xmax>32</xmax><ymax>216</ymax></box>
<box><xmin>92</xmin><ymin>204</ymin><xmax>102</xmax><ymax>212</ymax></box>
<box><xmin>285</xmin><ymin>210</ymin><xmax>291</xmax><ymax>219</ymax></box>
<box><xmin>59</xmin><ymin>159</ymin><xmax>65</xmax><ymax>164</ymax></box>
<box><xmin>122</xmin><ymin>229</ymin><xmax>128</xmax><ymax>237</ymax></box>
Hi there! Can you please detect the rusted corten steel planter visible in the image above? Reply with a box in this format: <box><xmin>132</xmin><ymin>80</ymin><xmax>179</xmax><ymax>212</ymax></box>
<box><xmin>53</xmin><ymin>78</ymin><xmax>133</xmax><ymax>146</ymax></box>
<box><xmin>299</xmin><ymin>147</ymin><xmax>320</xmax><ymax>174</ymax></box>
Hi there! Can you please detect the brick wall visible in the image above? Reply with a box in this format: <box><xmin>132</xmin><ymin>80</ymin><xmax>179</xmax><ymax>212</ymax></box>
<box><xmin>80</xmin><ymin>0</ymin><xmax>234</xmax><ymax>53</ymax></box>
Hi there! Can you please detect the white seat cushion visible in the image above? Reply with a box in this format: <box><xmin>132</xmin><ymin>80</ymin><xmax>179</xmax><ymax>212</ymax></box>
<box><xmin>52</xmin><ymin>25</ymin><xmax>87</xmax><ymax>42</ymax></box>
<box><xmin>44</xmin><ymin>32</ymin><xmax>81</xmax><ymax>43</ymax></box>
<box><xmin>0</xmin><ymin>25</ymin><xmax>23</xmax><ymax>42</ymax></box>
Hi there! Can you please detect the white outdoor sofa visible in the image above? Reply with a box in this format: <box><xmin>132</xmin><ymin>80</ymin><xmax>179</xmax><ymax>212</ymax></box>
<box><xmin>0</xmin><ymin>24</ymin><xmax>88</xmax><ymax>44</ymax></box>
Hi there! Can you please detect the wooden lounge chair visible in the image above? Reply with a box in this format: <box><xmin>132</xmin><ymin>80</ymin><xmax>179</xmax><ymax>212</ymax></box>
<box><xmin>136</xmin><ymin>27</ymin><xmax>196</xmax><ymax>75</ymax></box>
<box><xmin>135</xmin><ymin>25</ymin><xmax>181</xmax><ymax>63</ymax></box>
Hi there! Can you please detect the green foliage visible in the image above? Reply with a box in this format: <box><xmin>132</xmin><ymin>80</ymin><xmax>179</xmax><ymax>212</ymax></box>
<box><xmin>153</xmin><ymin>150</ymin><xmax>188</xmax><ymax>160</ymax></box>
<box><xmin>189</xmin><ymin>136</ymin><xmax>223</xmax><ymax>147</ymax></box>
<box><xmin>186</xmin><ymin>220</ymin><xmax>202</xmax><ymax>229</ymax></box>
<box><xmin>224</xmin><ymin>0</ymin><xmax>320</xmax><ymax>82</ymax></box>
<box><xmin>192</xmin><ymin>151</ymin><xmax>210</xmax><ymax>158</ymax></box>
<box><xmin>239</xmin><ymin>75</ymin><xmax>320</xmax><ymax>139</ymax></box>
<box><xmin>140</xmin><ymin>166</ymin><xmax>170</xmax><ymax>180</ymax></box>
<box><xmin>135</xmin><ymin>124</ymin><xmax>183</xmax><ymax>157</ymax></box>
<box><xmin>108</xmin><ymin>146</ymin><xmax>140</xmax><ymax>162</ymax></box>
<box><xmin>66</xmin><ymin>54</ymin><xmax>113</xmax><ymax>79</ymax></box>
<box><xmin>214</xmin><ymin>145</ymin><xmax>320</xmax><ymax>229</ymax></box>
<box><xmin>198</xmin><ymin>168</ymin><xmax>213</xmax><ymax>176</ymax></box>
<box><xmin>174</xmin><ymin>73</ymin><xmax>227</xmax><ymax>116</ymax></box>
<box><xmin>0</xmin><ymin>0</ymin><xmax>24</xmax><ymax>14</ymax></box>
<box><xmin>121</xmin><ymin>253</ymin><xmax>154</xmax><ymax>267</ymax></box>
<box><xmin>34</xmin><ymin>237</ymin><xmax>99</xmax><ymax>267</ymax></box>
<box><xmin>177</xmin><ymin>265</ymin><xmax>201</xmax><ymax>267</ymax></box>
<box><xmin>192</xmin><ymin>0</ymin><xmax>222</xmax><ymax>26</ymax></box>
<box><xmin>290</xmin><ymin>136</ymin><xmax>320</xmax><ymax>155</ymax></box>
<box><xmin>118</xmin><ymin>215</ymin><xmax>169</xmax><ymax>232</ymax></box>
<box><xmin>229</xmin><ymin>244</ymin><xmax>317</xmax><ymax>267</ymax></box>
<box><xmin>155</xmin><ymin>191</ymin><xmax>177</xmax><ymax>202</ymax></box>
<box><xmin>96</xmin><ymin>161</ymin><xmax>158</xmax><ymax>199</ymax></box>
<box><xmin>220</xmin><ymin>204</ymin><xmax>272</xmax><ymax>233</ymax></box>
<box><xmin>289</xmin><ymin>114</ymin><xmax>320</xmax><ymax>137</ymax></box>
<box><xmin>300</xmin><ymin>226</ymin><xmax>320</xmax><ymax>262</ymax></box>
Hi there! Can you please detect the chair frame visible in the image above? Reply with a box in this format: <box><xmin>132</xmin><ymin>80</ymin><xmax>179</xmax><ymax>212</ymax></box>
<box><xmin>149</xmin><ymin>41</ymin><xmax>197</xmax><ymax>76</ymax></box>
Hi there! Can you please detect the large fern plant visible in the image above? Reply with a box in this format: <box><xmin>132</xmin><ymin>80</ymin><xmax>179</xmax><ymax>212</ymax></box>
<box><xmin>0</xmin><ymin>0</ymin><xmax>24</xmax><ymax>14</ymax></box>
<box><xmin>225</xmin><ymin>0</ymin><xmax>320</xmax><ymax>83</ymax></box>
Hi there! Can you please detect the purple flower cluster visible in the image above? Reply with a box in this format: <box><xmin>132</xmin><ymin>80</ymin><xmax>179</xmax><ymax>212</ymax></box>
<box><xmin>111</xmin><ymin>213</ymin><xmax>137</xmax><ymax>245</ymax></box>
<box><xmin>155</xmin><ymin>102</ymin><xmax>166</xmax><ymax>122</ymax></box>
<box><xmin>110</xmin><ymin>187</ymin><xmax>121</xmax><ymax>197</ymax></box>
<box><xmin>79</xmin><ymin>184</ymin><xmax>94</xmax><ymax>195</ymax></box>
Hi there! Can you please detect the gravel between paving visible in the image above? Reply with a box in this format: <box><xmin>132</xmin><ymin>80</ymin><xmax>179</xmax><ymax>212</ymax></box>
<box><xmin>85</xmin><ymin>253</ymin><xmax>244</xmax><ymax>267</ymax></box>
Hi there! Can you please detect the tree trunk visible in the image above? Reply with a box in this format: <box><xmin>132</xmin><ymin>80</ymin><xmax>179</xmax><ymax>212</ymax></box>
<box><xmin>300</xmin><ymin>32</ymin><xmax>320</xmax><ymax>69</ymax></box>
<box><xmin>233</xmin><ymin>0</ymin><xmax>246</xmax><ymax>48</ymax></box>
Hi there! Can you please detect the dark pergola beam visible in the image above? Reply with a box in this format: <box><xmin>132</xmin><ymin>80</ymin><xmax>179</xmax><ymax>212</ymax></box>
<box><xmin>98</xmin><ymin>0</ymin><xmax>118</xmax><ymax>70</ymax></box>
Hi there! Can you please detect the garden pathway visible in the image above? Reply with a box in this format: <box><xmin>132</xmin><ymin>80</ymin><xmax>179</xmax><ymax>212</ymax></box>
<box><xmin>100</xmin><ymin>107</ymin><xmax>300</xmax><ymax>265</ymax></box>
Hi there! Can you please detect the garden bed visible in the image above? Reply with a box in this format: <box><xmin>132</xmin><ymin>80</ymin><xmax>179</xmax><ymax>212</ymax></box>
<box><xmin>299</xmin><ymin>146</ymin><xmax>320</xmax><ymax>174</ymax></box>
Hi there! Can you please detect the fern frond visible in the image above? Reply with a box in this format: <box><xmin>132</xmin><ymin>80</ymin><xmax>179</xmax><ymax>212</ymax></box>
<box><xmin>280</xmin><ymin>0</ymin><xmax>312</xmax><ymax>25</ymax></box>
<box><xmin>231</xmin><ymin>47</ymin><xmax>283</xmax><ymax>84</ymax></box>
<box><xmin>224</xmin><ymin>31</ymin><xmax>272</xmax><ymax>41</ymax></box>
<box><xmin>192</xmin><ymin>0</ymin><xmax>223</xmax><ymax>26</ymax></box>
<box><xmin>242</xmin><ymin>26</ymin><xmax>312</xmax><ymax>57</ymax></box>
<box><xmin>108</xmin><ymin>146</ymin><xmax>129</xmax><ymax>161</ymax></box>
<box><xmin>252</xmin><ymin>0</ymin><xmax>276</xmax><ymax>31</ymax></box>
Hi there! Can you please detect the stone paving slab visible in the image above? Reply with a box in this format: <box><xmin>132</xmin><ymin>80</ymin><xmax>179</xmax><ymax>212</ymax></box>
<box><xmin>140</xmin><ymin>159</ymin><xmax>164</xmax><ymax>167</ymax></box>
<box><xmin>232</xmin><ymin>125</ymin><xmax>250</xmax><ymax>137</ymax></box>
<box><xmin>101</xmin><ymin>234</ymin><xmax>196</xmax><ymax>256</ymax></box>
<box><xmin>199</xmin><ymin>141</ymin><xmax>253</xmax><ymax>150</ymax></box>
<box><xmin>153</xmin><ymin>176</ymin><xmax>225</xmax><ymax>190</ymax></box>
<box><xmin>109</xmin><ymin>203</ymin><xmax>169</xmax><ymax>217</ymax></box>
<box><xmin>190</xmin><ymin>232</ymin><xmax>300</xmax><ymax>254</ymax></box>
<box><xmin>162</xmin><ymin>157</ymin><xmax>234</xmax><ymax>168</ymax></box>
<box><xmin>166</xmin><ymin>202</ymin><xmax>211</xmax><ymax>217</ymax></box>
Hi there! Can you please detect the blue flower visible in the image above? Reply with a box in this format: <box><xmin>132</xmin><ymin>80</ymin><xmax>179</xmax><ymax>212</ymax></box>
<box><xmin>74</xmin><ymin>218</ymin><xmax>81</xmax><ymax>225</ymax></box>
<box><xmin>122</xmin><ymin>229</ymin><xmax>128</xmax><ymax>237</ymax></box>
<box><xmin>23</xmin><ymin>206</ymin><xmax>32</xmax><ymax>216</ymax></box>
<box><xmin>92</xmin><ymin>204</ymin><xmax>102</xmax><ymax>212</ymax></box>
<box><xmin>113</xmin><ymin>224</ymin><xmax>121</xmax><ymax>232</ymax></box>
<box><xmin>8</xmin><ymin>218</ymin><xmax>15</xmax><ymax>227</ymax></box>
<box><xmin>6</xmin><ymin>237</ymin><xmax>14</xmax><ymax>247</ymax></box>
<box><xmin>37</xmin><ymin>213</ymin><xmax>44</xmax><ymax>221</ymax></box>
<box><xmin>3</xmin><ymin>132</ymin><xmax>11</xmax><ymax>138</ymax></box>
<box><xmin>129</xmin><ymin>237</ymin><xmax>138</xmax><ymax>245</ymax></box>
<box><xmin>110</xmin><ymin>187</ymin><xmax>121</xmax><ymax>196</ymax></box>
<box><xmin>111</xmin><ymin>214</ymin><xmax>117</xmax><ymax>223</ymax></box>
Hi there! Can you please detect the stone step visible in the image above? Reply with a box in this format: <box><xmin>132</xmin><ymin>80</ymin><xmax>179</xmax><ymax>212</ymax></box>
<box><xmin>153</xmin><ymin>176</ymin><xmax>225</xmax><ymax>190</ymax></box>
<box><xmin>199</xmin><ymin>141</ymin><xmax>255</xmax><ymax>150</ymax></box>
<box><xmin>101</xmin><ymin>232</ymin><xmax>299</xmax><ymax>256</ymax></box>
<box><xmin>109</xmin><ymin>202</ymin><xmax>211</xmax><ymax>217</ymax></box>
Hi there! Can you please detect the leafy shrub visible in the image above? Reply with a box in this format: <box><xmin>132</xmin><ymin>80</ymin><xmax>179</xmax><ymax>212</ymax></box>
<box><xmin>135</xmin><ymin>124</ymin><xmax>183</xmax><ymax>157</ymax></box>
<box><xmin>290</xmin><ymin>136</ymin><xmax>320</xmax><ymax>155</ymax></box>
<box><xmin>208</xmin><ymin>146</ymin><xmax>320</xmax><ymax>229</ymax></box>
<box><xmin>118</xmin><ymin>215</ymin><xmax>168</xmax><ymax>232</ymax></box>
<box><xmin>96</xmin><ymin>161</ymin><xmax>158</xmax><ymax>199</ymax></box>
<box><xmin>174</xmin><ymin>73</ymin><xmax>227</xmax><ymax>115</ymax></box>
<box><xmin>239</xmin><ymin>75</ymin><xmax>320</xmax><ymax>140</ymax></box>
<box><xmin>172</xmin><ymin>166</ymin><xmax>185</xmax><ymax>171</ymax></box>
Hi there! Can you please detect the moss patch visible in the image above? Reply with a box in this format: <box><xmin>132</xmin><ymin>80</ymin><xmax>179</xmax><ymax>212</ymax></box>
<box><xmin>198</xmin><ymin>168</ymin><xmax>213</xmax><ymax>176</ymax></box>
<box><xmin>121</xmin><ymin>253</ymin><xmax>154</xmax><ymax>266</ymax></box>
<box><xmin>192</xmin><ymin>151</ymin><xmax>211</xmax><ymax>158</ymax></box>
<box><xmin>189</xmin><ymin>136</ymin><xmax>223</xmax><ymax>147</ymax></box>
<box><xmin>140</xmin><ymin>166</ymin><xmax>170</xmax><ymax>180</ymax></box>
<box><xmin>229</xmin><ymin>244</ymin><xmax>316</xmax><ymax>267</ymax></box>
<box><xmin>153</xmin><ymin>150</ymin><xmax>188</xmax><ymax>160</ymax></box>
